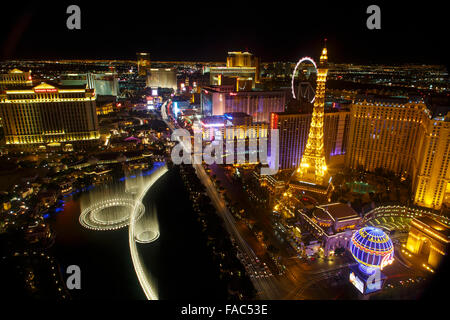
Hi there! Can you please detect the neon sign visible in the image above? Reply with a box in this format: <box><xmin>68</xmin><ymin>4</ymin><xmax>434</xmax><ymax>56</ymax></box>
<box><xmin>380</xmin><ymin>254</ymin><xmax>394</xmax><ymax>270</ymax></box>
<box><xmin>34</xmin><ymin>88</ymin><xmax>58</xmax><ymax>93</ymax></box>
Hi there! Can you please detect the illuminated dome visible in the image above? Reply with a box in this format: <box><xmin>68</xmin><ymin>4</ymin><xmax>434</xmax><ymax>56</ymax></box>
<box><xmin>350</xmin><ymin>227</ymin><xmax>394</xmax><ymax>274</ymax></box>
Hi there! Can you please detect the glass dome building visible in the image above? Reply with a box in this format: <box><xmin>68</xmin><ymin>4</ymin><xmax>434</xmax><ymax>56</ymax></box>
<box><xmin>349</xmin><ymin>227</ymin><xmax>394</xmax><ymax>274</ymax></box>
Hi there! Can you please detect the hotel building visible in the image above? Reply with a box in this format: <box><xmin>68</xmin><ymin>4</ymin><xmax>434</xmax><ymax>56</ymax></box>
<box><xmin>137</xmin><ymin>52</ymin><xmax>151</xmax><ymax>76</ymax></box>
<box><xmin>345</xmin><ymin>97</ymin><xmax>428</xmax><ymax>175</ymax></box>
<box><xmin>0</xmin><ymin>69</ymin><xmax>32</xmax><ymax>90</ymax></box>
<box><xmin>200</xmin><ymin>112</ymin><xmax>268</xmax><ymax>142</ymax></box>
<box><xmin>60</xmin><ymin>72</ymin><xmax>119</xmax><ymax>97</ymax></box>
<box><xmin>0</xmin><ymin>82</ymin><xmax>99</xmax><ymax>148</ymax></box>
<box><xmin>413</xmin><ymin>112</ymin><xmax>450</xmax><ymax>209</ymax></box>
<box><xmin>270</xmin><ymin>109</ymin><xmax>350</xmax><ymax>170</ymax></box>
<box><xmin>345</xmin><ymin>97</ymin><xmax>450</xmax><ymax>210</ymax></box>
<box><xmin>210</xmin><ymin>51</ymin><xmax>260</xmax><ymax>89</ymax></box>
<box><xmin>146</xmin><ymin>68</ymin><xmax>177</xmax><ymax>91</ymax></box>
<box><xmin>201</xmin><ymin>85</ymin><xmax>285</xmax><ymax>123</ymax></box>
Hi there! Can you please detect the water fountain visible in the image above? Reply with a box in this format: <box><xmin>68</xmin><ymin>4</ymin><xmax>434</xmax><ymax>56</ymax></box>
<box><xmin>78</xmin><ymin>162</ymin><xmax>168</xmax><ymax>300</ymax></box>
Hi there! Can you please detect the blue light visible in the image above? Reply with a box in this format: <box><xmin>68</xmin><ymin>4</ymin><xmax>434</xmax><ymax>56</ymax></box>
<box><xmin>350</xmin><ymin>227</ymin><xmax>394</xmax><ymax>274</ymax></box>
<box><xmin>173</xmin><ymin>102</ymin><xmax>180</xmax><ymax>117</ymax></box>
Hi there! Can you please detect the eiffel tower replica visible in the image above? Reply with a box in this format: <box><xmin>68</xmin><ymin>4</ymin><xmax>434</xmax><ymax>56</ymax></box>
<box><xmin>289</xmin><ymin>42</ymin><xmax>332</xmax><ymax>198</ymax></box>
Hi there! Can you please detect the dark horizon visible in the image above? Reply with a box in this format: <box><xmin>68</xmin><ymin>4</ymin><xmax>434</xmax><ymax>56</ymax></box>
<box><xmin>0</xmin><ymin>1</ymin><xmax>449</xmax><ymax>68</ymax></box>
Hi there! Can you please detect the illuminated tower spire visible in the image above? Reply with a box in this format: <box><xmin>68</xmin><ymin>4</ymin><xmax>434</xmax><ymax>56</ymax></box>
<box><xmin>296</xmin><ymin>42</ymin><xmax>329</xmax><ymax>185</ymax></box>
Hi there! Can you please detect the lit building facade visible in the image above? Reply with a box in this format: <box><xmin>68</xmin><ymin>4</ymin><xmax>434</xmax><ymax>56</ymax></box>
<box><xmin>406</xmin><ymin>216</ymin><xmax>449</xmax><ymax>269</ymax></box>
<box><xmin>346</xmin><ymin>97</ymin><xmax>450</xmax><ymax>210</ymax></box>
<box><xmin>146</xmin><ymin>68</ymin><xmax>177</xmax><ymax>91</ymax></box>
<box><xmin>298</xmin><ymin>202</ymin><xmax>361</xmax><ymax>256</ymax></box>
<box><xmin>227</xmin><ymin>51</ymin><xmax>254</xmax><ymax>68</ymax></box>
<box><xmin>0</xmin><ymin>82</ymin><xmax>99</xmax><ymax>147</ymax></box>
<box><xmin>413</xmin><ymin>113</ymin><xmax>450</xmax><ymax>210</ymax></box>
<box><xmin>201</xmin><ymin>85</ymin><xmax>285</xmax><ymax>123</ymax></box>
<box><xmin>60</xmin><ymin>72</ymin><xmax>119</xmax><ymax>96</ymax></box>
<box><xmin>252</xmin><ymin>170</ymin><xmax>286</xmax><ymax>195</ymax></box>
<box><xmin>346</xmin><ymin>98</ymin><xmax>428</xmax><ymax>175</ymax></box>
<box><xmin>137</xmin><ymin>52</ymin><xmax>151</xmax><ymax>76</ymax></box>
<box><xmin>210</xmin><ymin>51</ymin><xmax>260</xmax><ymax>89</ymax></box>
<box><xmin>96</xmin><ymin>102</ymin><xmax>114</xmax><ymax>115</ymax></box>
<box><xmin>200</xmin><ymin>113</ymin><xmax>268</xmax><ymax>142</ymax></box>
<box><xmin>348</xmin><ymin>227</ymin><xmax>394</xmax><ymax>295</ymax></box>
<box><xmin>270</xmin><ymin>110</ymin><xmax>350</xmax><ymax>170</ymax></box>
<box><xmin>0</xmin><ymin>69</ymin><xmax>32</xmax><ymax>90</ymax></box>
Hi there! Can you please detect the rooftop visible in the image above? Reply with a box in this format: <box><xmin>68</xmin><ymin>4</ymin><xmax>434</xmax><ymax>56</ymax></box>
<box><xmin>318</xmin><ymin>202</ymin><xmax>360</xmax><ymax>221</ymax></box>
<box><xmin>3</xmin><ymin>81</ymin><xmax>88</xmax><ymax>92</ymax></box>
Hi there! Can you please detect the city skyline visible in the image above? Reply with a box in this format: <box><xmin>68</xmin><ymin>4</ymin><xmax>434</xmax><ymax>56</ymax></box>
<box><xmin>1</xmin><ymin>1</ymin><xmax>449</xmax><ymax>306</ymax></box>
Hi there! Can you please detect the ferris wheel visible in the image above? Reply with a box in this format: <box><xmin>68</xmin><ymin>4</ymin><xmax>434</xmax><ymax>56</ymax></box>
<box><xmin>291</xmin><ymin>56</ymin><xmax>317</xmax><ymax>103</ymax></box>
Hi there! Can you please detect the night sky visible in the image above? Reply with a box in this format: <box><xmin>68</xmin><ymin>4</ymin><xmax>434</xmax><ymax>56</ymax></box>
<box><xmin>0</xmin><ymin>1</ymin><xmax>448</xmax><ymax>67</ymax></box>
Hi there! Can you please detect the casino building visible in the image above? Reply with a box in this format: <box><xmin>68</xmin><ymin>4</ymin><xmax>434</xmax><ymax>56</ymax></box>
<box><xmin>300</xmin><ymin>202</ymin><xmax>361</xmax><ymax>256</ymax></box>
<box><xmin>0</xmin><ymin>82</ymin><xmax>99</xmax><ymax>148</ymax></box>
<box><xmin>348</xmin><ymin>227</ymin><xmax>394</xmax><ymax>295</ymax></box>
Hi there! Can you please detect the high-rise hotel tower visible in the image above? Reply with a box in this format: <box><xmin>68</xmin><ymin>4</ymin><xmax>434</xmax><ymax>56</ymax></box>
<box><xmin>346</xmin><ymin>97</ymin><xmax>450</xmax><ymax>210</ymax></box>
<box><xmin>346</xmin><ymin>97</ymin><xmax>428</xmax><ymax>175</ymax></box>
<box><xmin>137</xmin><ymin>52</ymin><xmax>151</xmax><ymax>76</ymax></box>
<box><xmin>271</xmin><ymin>109</ymin><xmax>350</xmax><ymax>171</ymax></box>
<box><xmin>0</xmin><ymin>80</ymin><xmax>99</xmax><ymax>148</ymax></box>
<box><xmin>210</xmin><ymin>51</ymin><xmax>261</xmax><ymax>89</ymax></box>
<box><xmin>413</xmin><ymin>113</ymin><xmax>450</xmax><ymax>210</ymax></box>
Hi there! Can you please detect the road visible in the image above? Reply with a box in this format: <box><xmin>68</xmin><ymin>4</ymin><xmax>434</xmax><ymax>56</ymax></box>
<box><xmin>209</xmin><ymin>163</ymin><xmax>292</xmax><ymax>258</ymax></box>
<box><xmin>161</xmin><ymin>101</ymin><xmax>285</xmax><ymax>299</ymax></box>
<box><xmin>284</xmin><ymin>261</ymin><xmax>356</xmax><ymax>299</ymax></box>
<box><xmin>194</xmin><ymin>160</ymin><xmax>284</xmax><ymax>299</ymax></box>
